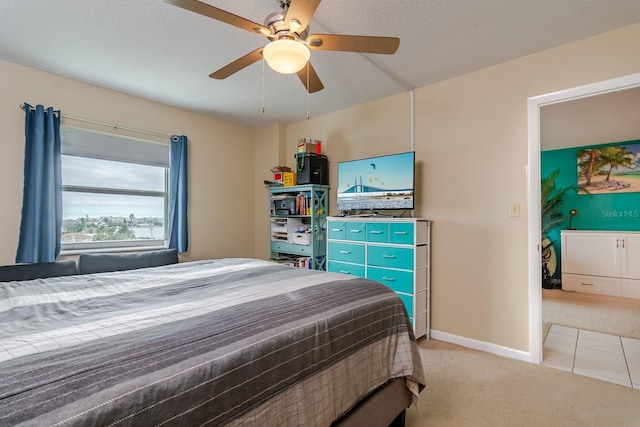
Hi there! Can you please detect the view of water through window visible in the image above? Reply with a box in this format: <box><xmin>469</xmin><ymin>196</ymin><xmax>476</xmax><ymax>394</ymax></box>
<box><xmin>61</xmin><ymin>155</ymin><xmax>167</xmax><ymax>243</ymax></box>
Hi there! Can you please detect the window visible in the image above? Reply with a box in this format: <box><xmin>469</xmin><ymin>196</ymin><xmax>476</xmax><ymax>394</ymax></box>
<box><xmin>60</xmin><ymin>126</ymin><xmax>170</xmax><ymax>252</ymax></box>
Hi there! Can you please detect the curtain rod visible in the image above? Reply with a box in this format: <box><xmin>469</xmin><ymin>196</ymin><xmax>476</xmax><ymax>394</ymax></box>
<box><xmin>19</xmin><ymin>104</ymin><xmax>173</xmax><ymax>140</ymax></box>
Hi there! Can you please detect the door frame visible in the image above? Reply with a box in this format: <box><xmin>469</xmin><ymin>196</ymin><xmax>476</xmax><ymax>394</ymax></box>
<box><xmin>527</xmin><ymin>72</ymin><xmax>640</xmax><ymax>364</ymax></box>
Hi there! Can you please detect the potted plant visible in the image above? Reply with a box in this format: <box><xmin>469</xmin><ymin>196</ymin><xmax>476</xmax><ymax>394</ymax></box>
<box><xmin>540</xmin><ymin>169</ymin><xmax>584</xmax><ymax>289</ymax></box>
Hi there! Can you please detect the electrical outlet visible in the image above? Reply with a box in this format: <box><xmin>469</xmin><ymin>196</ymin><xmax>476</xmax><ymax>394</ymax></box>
<box><xmin>510</xmin><ymin>202</ymin><xmax>521</xmax><ymax>217</ymax></box>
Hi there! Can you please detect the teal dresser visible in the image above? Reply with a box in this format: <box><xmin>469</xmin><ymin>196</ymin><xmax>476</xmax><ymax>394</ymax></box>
<box><xmin>326</xmin><ymin>217</ymin><xmax>431</xmax><ymax>338</ymax></box>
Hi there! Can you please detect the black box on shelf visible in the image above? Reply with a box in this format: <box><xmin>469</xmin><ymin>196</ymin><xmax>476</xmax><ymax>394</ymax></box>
<box><xmin>295</xmin><ymin>153</ymin><xmax>328</xmax><ymax>185</ymax></box>
<box><xmin>274</xmin><ymin>197</ymin><xmax>297</xmax><ymax>215</ymax></box>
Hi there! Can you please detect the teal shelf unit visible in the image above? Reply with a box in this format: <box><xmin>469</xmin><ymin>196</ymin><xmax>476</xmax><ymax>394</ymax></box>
<box><xmin>268</xmin><ymin>184</ymin><xmax>329</xmax><ymax>270</ymax></box>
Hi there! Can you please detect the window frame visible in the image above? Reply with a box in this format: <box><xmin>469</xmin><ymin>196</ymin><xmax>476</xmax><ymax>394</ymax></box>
<box><xmin>60</xmin><ymin>126</ymin><xmax>170</xmax><ymax>254</ymax></box>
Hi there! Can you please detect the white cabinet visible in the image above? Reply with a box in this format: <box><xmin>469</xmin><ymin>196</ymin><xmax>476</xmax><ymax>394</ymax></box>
<box><xmin>621</xmin><ymin>233</ymin><xmax>640</xmax><ymax>298</ymax></box>
<box><xmin>620</xmin><ymin>234</ymin><xmax>640</xmax><ymax>279</ymax></box>
<box><xmin>561</xmin><ymin>230</ymin><xmax>640</xmax><ymax>298</ymax></box>
<box><xmin>326</xmin><ymin>217</ymin><xmax>431</xmax><ymax>338</ymax></box>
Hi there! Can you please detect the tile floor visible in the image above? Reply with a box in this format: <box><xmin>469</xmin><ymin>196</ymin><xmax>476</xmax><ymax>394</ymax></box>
<box><xmin>543</xmin><ymin>324</ymin><xmax>640</xmax><ymax>389</ymax></box>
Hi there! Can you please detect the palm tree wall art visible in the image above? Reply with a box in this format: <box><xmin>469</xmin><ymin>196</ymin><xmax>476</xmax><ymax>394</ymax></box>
<box><xmin>578</xmin><ymin>144</ymin><xmax>639</xmax><ymax>193</ymax></box>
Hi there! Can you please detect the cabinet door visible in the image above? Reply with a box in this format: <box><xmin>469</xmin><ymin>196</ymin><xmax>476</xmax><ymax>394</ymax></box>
<box><xmin>621</xmin><ymin>234</ymin><xmax>640</xmax><ymax>279</ymax></box>
<box><xmin>561</xmin><ymin>232</ymin><xmax>619</xmax><ymax>277</ymax></box>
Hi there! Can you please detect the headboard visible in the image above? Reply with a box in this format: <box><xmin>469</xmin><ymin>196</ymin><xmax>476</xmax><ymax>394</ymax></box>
<box><xmin>77</xmin><ymin>248</ymin><xmax>178</xmax><ymax>275</ymax></box>
<box><xmin>0</xmin><ymin>260</ymin><xmax>78</xmax><ymax>282</ymax></box>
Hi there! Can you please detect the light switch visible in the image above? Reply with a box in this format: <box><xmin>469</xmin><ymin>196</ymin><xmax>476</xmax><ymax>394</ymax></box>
<box><xmin>510</xmin><ymin>202</ymin><xmax>520</xmax><ymax>217</ymax></box>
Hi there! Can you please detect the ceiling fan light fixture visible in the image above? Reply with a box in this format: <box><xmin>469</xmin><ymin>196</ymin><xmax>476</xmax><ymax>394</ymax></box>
<box><xmin>263</xmin><ymin>39</ymin><xmax>310</xmax><ymax>74</ymax></box>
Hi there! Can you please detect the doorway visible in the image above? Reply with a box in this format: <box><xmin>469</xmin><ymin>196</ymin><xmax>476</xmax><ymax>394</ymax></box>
<box><xmin>527</xmin><ymin>72</ymin><xmax>640</xmax><ymax>364</ymax></box>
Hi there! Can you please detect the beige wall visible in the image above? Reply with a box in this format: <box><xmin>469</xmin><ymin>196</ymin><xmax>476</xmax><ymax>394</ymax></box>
<box><xmin>253</xmin><ymin>123</ymin><xmax>287</xmax><ymax>259</ymax></box>
<box><xmin>0</xmin><ymin>59</ymin><xmax>256</xmax><ymax>265</ymax></box>
<box><xmin>257</xmin><ymin>23</ymin><xmax>640</xmax><ymax>352</ymax></box>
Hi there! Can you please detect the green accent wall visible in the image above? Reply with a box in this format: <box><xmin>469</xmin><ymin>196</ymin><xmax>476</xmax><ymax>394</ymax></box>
<box><xmin>541</xmin><ymin>139</ymin><xmax>640</xmax><ymax>278</ymax></box>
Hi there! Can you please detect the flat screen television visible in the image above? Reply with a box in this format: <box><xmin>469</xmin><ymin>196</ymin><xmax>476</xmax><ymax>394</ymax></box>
<box><xmin>336</xmin><ymin>151</ymin><xmax>415</xmax><ymax>212</ymax></box>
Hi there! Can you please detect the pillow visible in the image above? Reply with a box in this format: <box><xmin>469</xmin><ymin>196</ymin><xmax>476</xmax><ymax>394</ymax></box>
<box><xmin>0</xmin><ymin>260</ymin><xmax>78</xmax><ymax>282</ymax></box>
<box><xmin>77</xmin><ymin>248</ymin><xmax>178</xmax><ymax>275</ymax></box>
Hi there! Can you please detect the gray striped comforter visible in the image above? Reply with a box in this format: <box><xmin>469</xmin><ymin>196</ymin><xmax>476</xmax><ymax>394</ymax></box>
<box><xmin>0</xmin><ymin>258</ymin><xmax>424</xmax><ymax>426</ymax></box>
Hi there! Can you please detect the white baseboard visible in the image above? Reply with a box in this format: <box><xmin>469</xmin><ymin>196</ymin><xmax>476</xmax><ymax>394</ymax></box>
<box><xmin>430</xmin><ymin>330</ymin><xmax>532</xmax><ymax>363</ymax></box>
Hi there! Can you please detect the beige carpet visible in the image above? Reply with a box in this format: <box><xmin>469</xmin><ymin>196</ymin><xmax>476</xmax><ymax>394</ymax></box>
<box><xmin>406</xmin><ymin>339</ymin><xmax>640</xmax><ymax>426</ymax></box>
<box><xmin>542</xmin><ymin>289</ymin><xmax>640</xmax><ymax>339</ymax></box>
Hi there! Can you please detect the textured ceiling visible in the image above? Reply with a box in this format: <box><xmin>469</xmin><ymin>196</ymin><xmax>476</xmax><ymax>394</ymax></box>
<box><xmin>1</xmin><ymin>0</ymin><xmax>640</xmax><ymax>129</ymax></box>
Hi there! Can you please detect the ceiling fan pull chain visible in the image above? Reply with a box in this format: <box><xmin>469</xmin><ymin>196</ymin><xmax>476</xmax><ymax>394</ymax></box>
<box><xmin>306</xmin><ymin>63</ymin><xmax>310</xmax><ymax>120</ymax></box>
<box><xmin>261</xmin><ymin>58</ymin><xmax>265</xmax><ymax>114</ymax></box>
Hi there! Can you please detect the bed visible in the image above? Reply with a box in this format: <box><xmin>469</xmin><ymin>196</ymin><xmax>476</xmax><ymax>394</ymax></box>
<box><xmin>0</xmin><ymin>256</ymin><xmax>425</xmax><ymax>426</ymax></box>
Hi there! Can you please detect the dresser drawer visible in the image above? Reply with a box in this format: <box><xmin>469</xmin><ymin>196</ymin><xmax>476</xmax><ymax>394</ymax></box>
<box><xmin>327</xmin><ymin>221</ymin><xmax>346</xmax><ymax>240</ymax></box>
<box><xmin>367</xmin><ymin>266</ymin><xmax>414</xmax><ymax>294</ymax></box>
<box><xmin>415</xmin><ymin>267</ymin><xmax>427</xmax><ymax>292</ymax></box>
<box><xmin>621</xmin><ymin>279</ymin><xmax>640</xmax><ymax>298</ymax></box>
<box><xmin>562</xmin><ymin>273</ymin><xmax>621</xmax><ymax>296</ymax></box>
<box><xmin>327</xmin><ymin>261</ymin><xmax>365</xmax><ymax>277</ymax></box>
<box><xmin>345</xmin><ymin>222</ymin><xmax>366</xmax><ymax>241</ymax></box>
<box><xmin>396</xmin><ymin>293</ymin><xmax>414</xmax><ymax>318</ymax></box>
<box><xmin>415</xmin><ymin>289</ymin><xmax>427</xmax><ymax>315</ymax></box>
<box><xmin>271</xmin><ymin>241</ymin><xmax>313</xmax><ymax>256</ymax></box>
<box><xmin>413</xmin><ymin>312</ymin><xmax>426</xmax><ymax>338</ymax></box>
<box><xmin>389</xmin><ymin>223</ymin><xmax>414</xmax><ymax>245</ymax></box>
<box><xmin>328</xmin><ymin>242</ymin><xmax>365</xmax><ymax>264</ymax></box>
<box><xmin>367</xmin><ymin>245</ymin><xmax>414</xmax><ymax>270</ymax></box>
<box><xmin>366</xmin><ymin>222</ymin><xmax>389</xmax><ymax>243</ymax></box>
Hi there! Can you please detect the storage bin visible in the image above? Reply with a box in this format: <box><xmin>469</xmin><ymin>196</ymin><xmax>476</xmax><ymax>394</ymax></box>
<box><xmin>292</xmin><ymin>233</ymin><xmax>311</xmax><ymax>245</ymax></box>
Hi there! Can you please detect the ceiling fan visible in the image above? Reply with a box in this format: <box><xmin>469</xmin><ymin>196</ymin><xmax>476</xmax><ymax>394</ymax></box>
<box><xmin>165</xmin><ymin>0</ymin><xmax>400</xmax><ymax>93</ymax></box>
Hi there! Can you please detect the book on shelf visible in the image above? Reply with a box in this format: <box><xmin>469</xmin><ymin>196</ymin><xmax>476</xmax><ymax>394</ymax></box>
<box><xmin>269</xmin><ymin>191</ymin><xmax>314</xmax><ymax>216</ymax></box>
<box><xmin>271</xmin><ymin>255</ymin><xmax>313</xmax><ymax>269</ymax></box>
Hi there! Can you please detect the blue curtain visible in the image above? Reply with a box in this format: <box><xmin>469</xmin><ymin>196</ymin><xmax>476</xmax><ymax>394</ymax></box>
<box><xmin>16</xmin><ymin>103</ymin><xmax>62</xmax><ymax>263</ymax></box>
<box><xmin>168</xmin><ymin>135</ymin><xmax>188</xmax><ymax>253</ymax></box>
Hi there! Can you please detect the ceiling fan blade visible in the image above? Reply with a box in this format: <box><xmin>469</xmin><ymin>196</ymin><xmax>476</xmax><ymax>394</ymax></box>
<box><xmin>209</xmin><ymin>48</ymin><xmax>264</xmax><ymax>79</ymax></box>
<box><xmin>296</xmin><ymin>62</ymin><xmax>324</xmax><ymax>93</ymax></box>
<box><xmin>307</xmin><ymin>34</ymin><xmax>400</xmax><ymax>54</ymax></box>
<box><xmin>284</xmin><ymin>0</ymin><xmax>321</xmax><ymax>33</ymax></box>
<box><xmin>165</xmin><ymin>0</ymin><xmax>270</xmax><ymax>36</ymax></box>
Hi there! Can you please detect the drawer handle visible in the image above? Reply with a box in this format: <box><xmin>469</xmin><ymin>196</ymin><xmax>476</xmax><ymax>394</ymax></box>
<box><xmin>371</xmin><ymin>230</ymin><xmax>383</xmax><ymax>234</ymax></box>
<box><xmin>394</xmin><ymin>231</ymin><xmax>408</xmax><ymax>235</ymax></box>
<box><xmin>331</xmin><ymin>228</ymin><xmax>343</xmax><ymax>232</ymax></box>
<box><xmin>382</xmin><ymin>277</ymin><xmax>395</xmax><ymax>281</ymax></box>
<box><xmin>349</xmin><ymin>229</ymin><xmax>362</xmax><ymax>233</ymax></box>
<box><xmin>382</xmin><ymin>255</ymin><xmax>396</xmax><ymax>259</ymax></box>
<box><xmin>340</xmin><ymin>250</ymin><xmax>351</xmax><ymax>254</ymax></box>
<box><xmin>580</xmin><ymin>282</ymin><xmax>594</xmax><ymax>286</ymax></box>
<box><xmin>339</xmin><ymin>270</ymin><xmax>351</xmax><ymax>274</ymax></box>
